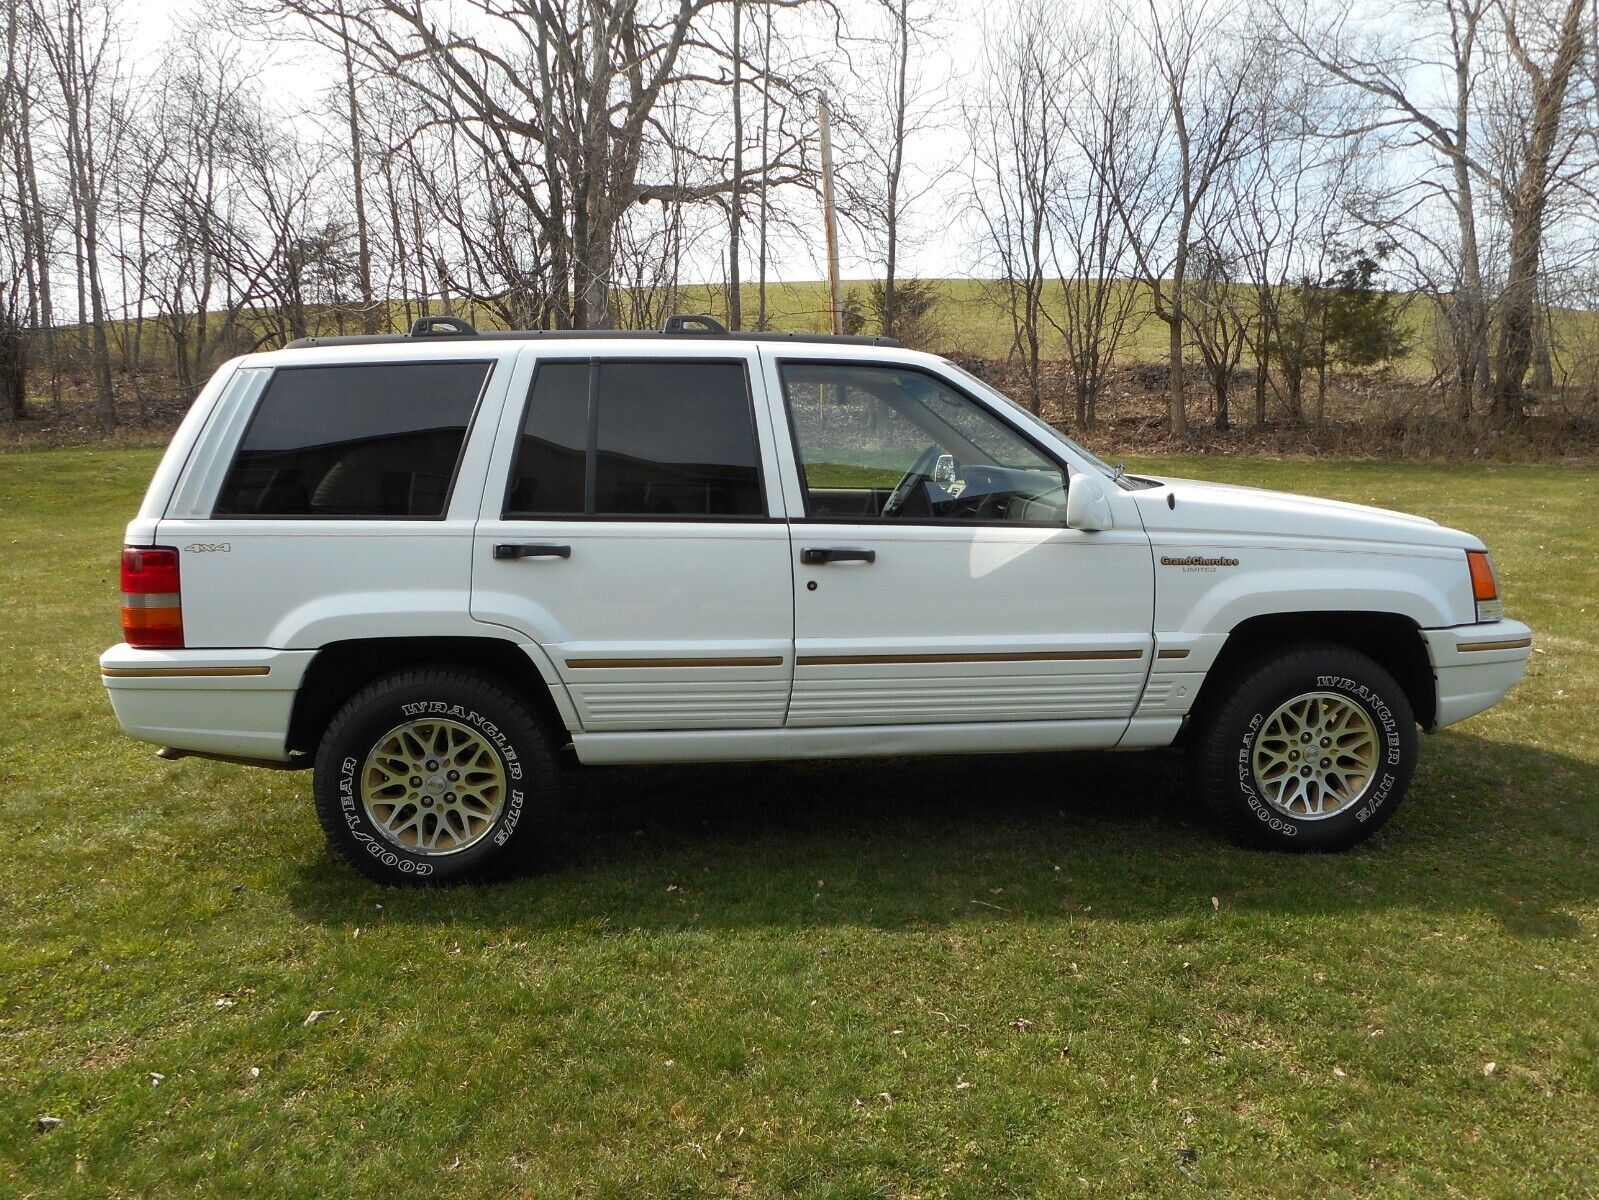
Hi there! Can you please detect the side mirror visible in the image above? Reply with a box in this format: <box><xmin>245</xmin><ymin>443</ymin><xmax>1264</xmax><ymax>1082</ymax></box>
<box><xmin>1065</xmin><ymin>471</ymin><xmax>1113</xmax><ymax>531</ymax></box>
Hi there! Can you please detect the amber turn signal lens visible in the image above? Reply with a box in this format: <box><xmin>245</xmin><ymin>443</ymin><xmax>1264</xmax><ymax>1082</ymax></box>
<box><xmin>1466</xmin><ymin>550</ymin><xmax>1498</xmax><ymax>602</ymax></box>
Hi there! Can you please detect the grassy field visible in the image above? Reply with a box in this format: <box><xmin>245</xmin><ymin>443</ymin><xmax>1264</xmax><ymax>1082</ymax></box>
<box><xmin>604</xmin><ymin>278</ymin><xmax>1599</xmax><ymax>381</ymax></box>
<box><xmin>2</xmin><ymin>447</ymin><xmax>1596</xmax><ymax>1198</ymax></box>
<box><xmin>79</xmin><ymin>276</ymin><xmax>1599</xmax><ymax>384</ymax></box>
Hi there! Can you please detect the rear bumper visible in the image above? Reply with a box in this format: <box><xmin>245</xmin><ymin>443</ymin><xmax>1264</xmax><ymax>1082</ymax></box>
<box><xmin>1421</xmin><ymin>619</ymin><xmax>1532</xmax><ymax>730</ymax></box>
<box><xmin>99</xmin><ymin>644</ymin><xmax>315</xmax><ymax>762</ymax></box>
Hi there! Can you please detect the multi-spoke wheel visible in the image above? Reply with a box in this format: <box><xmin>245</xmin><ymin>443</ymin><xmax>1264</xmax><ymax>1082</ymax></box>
<box><xmin>1250</xmin><ymin>692</ymin><xmax>1380</xmax><ymax>820</ymax></box>
<box><xmin>361</xmin><ymin>718</ymin><xmax>508</xmax><ymax>855</ymax></box>
<box><xmin>313</xmin><ymin>668</ymin><xmax>560</xmax><ymax>885</ymax></box>
<box><xmin>1192</xmin><ymin>642</ymin><xmax>1417</xmax><ymax>851</ymax></box>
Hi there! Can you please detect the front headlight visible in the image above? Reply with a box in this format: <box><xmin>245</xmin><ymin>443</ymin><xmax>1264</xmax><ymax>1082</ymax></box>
<box><xmin>1467</xmin><ymin>549</ymin><xmax>1503</xmax><ymax>622</ymax></box>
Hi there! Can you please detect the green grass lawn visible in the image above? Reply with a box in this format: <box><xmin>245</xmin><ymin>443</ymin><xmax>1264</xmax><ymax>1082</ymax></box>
<box><xmin>1</xmin><ymin>448</ymin><xmax>1595</xmax><ymax>1198</ymax></box>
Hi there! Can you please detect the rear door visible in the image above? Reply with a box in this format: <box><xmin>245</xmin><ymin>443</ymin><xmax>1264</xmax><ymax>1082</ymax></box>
<box><xmin>470</xmin><ymin>346</ymin><xmax>795</xmax><ymax>731</ymax></box>
<box><xmin>764</xmin><ymin>355</ymin><xmax>1154</xmax><ymax>733</ymax></box>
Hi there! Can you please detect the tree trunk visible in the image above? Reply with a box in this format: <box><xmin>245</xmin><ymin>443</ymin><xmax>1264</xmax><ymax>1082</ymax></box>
<box><xmin>1166</xmin><ymin>311</ymin><xmax>1187</xmax><ymax>437</ymax></box>
<box><xmin>727</xmin><ymin>0</ymin><xmax>743</xmax><ymax>330</ymax></box>
<box><xmin>755</xmin><ymin>5</ymin><xmax>772</xmax><ymax>330</ymax></box>
<box><xmin>882</xmin><ymin>0</ymin><xmax>910</xmax><ymax>341</ymax></box>
<box><xmin>339</xmin><ymin>3</ymin><xmax>378</xmax><ymax>333</ymax></box>
<box><xmin>1490</xmin><ymin>0</ymin><xmax>1585</xmax><ymax>426</ymax></box>
<box><xmin>1169</xmin><ymin>235</ymin><xmax>1189</xmax><ymax>436</ymax></box>
<box><xmin>1531</xmin><ymin>307</ymin><xmax>1555</xmax><ymax>391</ymax></box>
<box><xmin>0</xmin><ymin>318</ymin><xmax>25</xmax><ymax>421</ymax></box>
<box><xmin>1253</xmin><ymin>341</ymin><xmax>1268</xmax><ymax>426</ymax></box>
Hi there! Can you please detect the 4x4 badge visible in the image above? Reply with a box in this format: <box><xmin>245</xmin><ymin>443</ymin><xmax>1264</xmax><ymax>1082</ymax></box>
<box><xmin>184</xmin><ymin>543</ymin><xmax>232</xmax><ymax>553</ymax></box>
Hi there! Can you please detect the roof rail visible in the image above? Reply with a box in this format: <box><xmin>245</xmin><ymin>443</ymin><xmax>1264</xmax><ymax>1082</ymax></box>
<box><xmin>284</xmin><ymin>315</ymin><xmax>900</xmax><ymax>350</ymax></box>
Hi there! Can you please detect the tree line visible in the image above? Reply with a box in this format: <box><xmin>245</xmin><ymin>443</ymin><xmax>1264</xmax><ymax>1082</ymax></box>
<box><xmin>2</xmin><ymin>0</ymin><xmax>1595</xmax><ymax>434</ymax></box>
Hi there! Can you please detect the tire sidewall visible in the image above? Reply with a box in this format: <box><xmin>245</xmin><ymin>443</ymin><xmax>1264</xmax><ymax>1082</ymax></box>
<box><xmin>317</xmin><ymin>677</ymin><xmax>539</xmax><ymax>883</ymax></box>
<box><xmin>1227</xmin><ymin>655</ymin><xmax>1415</xmax><ymax>850</ymax></box>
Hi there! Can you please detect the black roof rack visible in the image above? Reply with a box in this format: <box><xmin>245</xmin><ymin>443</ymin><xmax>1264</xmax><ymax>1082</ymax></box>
<box><xmin>285</xmin><ymin>312</ymin><xmax>901</xmax><ymax>350</ymax></box>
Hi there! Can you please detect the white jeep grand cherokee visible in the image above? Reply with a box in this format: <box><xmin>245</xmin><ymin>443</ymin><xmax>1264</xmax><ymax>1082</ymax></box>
<box><xmin>101</xmin><ymin>316</ymin><xmax>1532</xmax><ymax>884</ymax></box>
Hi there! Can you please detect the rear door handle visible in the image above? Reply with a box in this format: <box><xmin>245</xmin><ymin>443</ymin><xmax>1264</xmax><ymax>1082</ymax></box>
<box><xmin>494</xmin><ymin>543</ymin><xmax>572</xmax><ymax>560</ymax></box>
<box><xmin>800</xmin><ymin>547</ymin><xmax>876</xmax><ymax>565</ymax></box>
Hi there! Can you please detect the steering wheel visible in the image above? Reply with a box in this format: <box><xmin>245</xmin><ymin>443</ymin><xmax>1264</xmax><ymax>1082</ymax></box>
<box><xmin>881</xmin><ymin>443</ymin><xmax>942</xmax><ymax>518</ymax></box>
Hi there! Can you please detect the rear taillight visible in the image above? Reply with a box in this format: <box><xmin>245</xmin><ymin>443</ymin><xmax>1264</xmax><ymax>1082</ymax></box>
<box><xmin>121</xmin><ymin>546</ymin><xmax>183</xmax><ymax>648</ymax></box>
<box><xmin>1466</xmin><ymin>549</ymin><xmax>1503</xmax><ymax>623</ymax></box>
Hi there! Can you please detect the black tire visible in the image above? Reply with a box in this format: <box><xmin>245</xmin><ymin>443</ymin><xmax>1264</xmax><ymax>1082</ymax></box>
<box><xmin>312</xmin><ymin>667</ymin><xmax>559</xmax><ymax>885</ymax></box>
<box><xmin>1191</xmin><ymin>641</ymin><xmax>1417</xmax><ymax>852</ymax></box>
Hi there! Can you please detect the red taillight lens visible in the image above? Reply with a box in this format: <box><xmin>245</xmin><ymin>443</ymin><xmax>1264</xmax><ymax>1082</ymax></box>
<box><xmin>121</xmin><ymin>546</ymin><xmax>183</xmax><ymax>648</ymax></box>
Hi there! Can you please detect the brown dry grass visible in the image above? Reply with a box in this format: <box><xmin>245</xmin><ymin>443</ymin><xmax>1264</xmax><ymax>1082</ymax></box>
<box><xmin>7</xmin><ymin>355</ymin><xmax>1599</xmax><ymax>464</ymax></box>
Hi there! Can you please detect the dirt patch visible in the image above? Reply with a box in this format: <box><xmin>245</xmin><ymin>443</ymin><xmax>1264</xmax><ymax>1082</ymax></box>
<box><xmin>1</xmin><ymin>373</ymin><xmax>195</xmax><ymax>449</ymax></box>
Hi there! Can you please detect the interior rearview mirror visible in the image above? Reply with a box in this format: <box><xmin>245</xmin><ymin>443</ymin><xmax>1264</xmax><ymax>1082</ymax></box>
<box><xmin>1065</xmin><ymin>471</ymin><xmax>1113</xmax><ymax>531</ymax></box>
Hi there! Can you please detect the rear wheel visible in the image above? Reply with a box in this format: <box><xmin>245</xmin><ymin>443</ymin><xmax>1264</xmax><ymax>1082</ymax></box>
<box><xmin>313</xmin><ymin>668</ymin><xmax>559</xmax><ymax>885</ymax></box>
<box><xmin>1192</xmin><ymin>642</ymin><xmax>1417</xmax><ymax>851</ymax></box>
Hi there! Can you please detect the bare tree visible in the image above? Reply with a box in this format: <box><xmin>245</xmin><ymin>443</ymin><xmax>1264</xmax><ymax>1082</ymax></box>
<box><xmin>965</xmin><ymin>0</ymin><xmax>1071</xmax><ymax>413</ymax></box>
<box><xmin>1048</xmin><ymin>17</ymin><xmax>1147</xmax><ymax>428</ymax></box>
<box><xmin>861</xmin><ymin>0</ymin><xmax>944</xmax><ymax>340</ymax></box>
<box><xmin>1488</xmin><ymin>0</ymin><xmax>1590</xmax><ymax>420</ymax></box>
<box><xmin>28</xmin><ymin>0</ymin><xmax>130</xmax><ymax>423</ymax></box>
<box><xmin>257</xmin><ymin>0</ymin><xmax>818</xmax><ymax>328</ymax></box>
<box><xmin>1273</xmin><ymin>0</ymin><xmax>1497</xmax><ymax>420</ymax></box>
<box><xmin>1102</xmin><ymin>0</ymin><xmax>1258</xmax><ymax>436</ymax></box>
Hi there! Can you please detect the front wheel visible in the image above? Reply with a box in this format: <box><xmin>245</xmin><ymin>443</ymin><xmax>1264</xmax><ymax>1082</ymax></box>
<box><xmin>313</xmin><ymin>668</ymin><xmax>559</xmax><ymax>885</ymax></box>
<box><xmin>1192</xmin><ymin>642</ymin><xmax>1417</xmax><ymax>851</ymax></box>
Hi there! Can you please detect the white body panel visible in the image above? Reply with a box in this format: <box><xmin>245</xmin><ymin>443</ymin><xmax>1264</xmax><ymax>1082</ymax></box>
<box><xmin>101</xmin><ymin>334</ymin><xmax>1530</xmax><ymax>768</ymax></box>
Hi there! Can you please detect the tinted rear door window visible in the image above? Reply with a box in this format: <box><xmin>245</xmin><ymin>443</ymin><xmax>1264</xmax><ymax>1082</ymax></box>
<box><xmin>214</xmin><ymin>361</ymin><xmax>491</xmax><ymax>518</ymax></box>
<box><xmin>503</xmin><ymin>361</ymin><xmax>590</xmax><ymax>516</ymax></box>
<box><xmin>504</xmin><ymin>359</ymin><xmax>764</xmax><ymax>519</ymax></box>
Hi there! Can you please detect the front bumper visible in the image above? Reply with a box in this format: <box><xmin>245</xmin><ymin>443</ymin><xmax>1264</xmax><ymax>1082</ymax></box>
<box><xmin>100</xmin><ymin>644</ymin><xmax>315</xmax><ymax>762</ymax></box>
<box><xmin>1421</xmin><ymin>619</ymin><xmax>1533</xmax><ymax>730</ymax></box>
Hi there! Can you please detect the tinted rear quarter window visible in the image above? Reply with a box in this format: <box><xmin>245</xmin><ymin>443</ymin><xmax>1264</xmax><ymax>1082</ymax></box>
<box><xmin>214</xmin><ymin>361</ymin><xmax>491</xmax><ymax>518</ymax></box>
<box><xmin>505</xmin><ymin>359</ymin><xmax>764</xmax><ymax>518</ymax></box>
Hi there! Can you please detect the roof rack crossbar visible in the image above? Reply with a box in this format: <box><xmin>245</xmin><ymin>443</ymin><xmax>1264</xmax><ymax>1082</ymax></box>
<box><xmin>662</xmin><ymin>313</ymin><xmax>727</xmax><ymax>335</ymax></box>
<box><xmin>411</xmin><ymin>315</ymin><xmax>478</xmax><ymax>338</ymax></box>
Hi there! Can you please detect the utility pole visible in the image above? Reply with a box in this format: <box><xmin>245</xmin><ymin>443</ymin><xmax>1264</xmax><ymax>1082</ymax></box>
<box><xmin>818</xmin><ymin>94</ymin><xmax>842</xmax><ymax>335</ymax></box>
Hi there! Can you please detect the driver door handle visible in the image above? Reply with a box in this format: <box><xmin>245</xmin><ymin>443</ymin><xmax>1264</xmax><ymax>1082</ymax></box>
<box><xmin>801</xmin><ymin>547</ymin><xmax>877</xmax><ymax>565</ymax></box>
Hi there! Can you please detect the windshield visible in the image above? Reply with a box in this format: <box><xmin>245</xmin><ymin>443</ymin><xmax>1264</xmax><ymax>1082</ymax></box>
<box><xmin>937</xmin><ymin>360</ymin><xmax>1124</xmax><ymax>482</ymax></box>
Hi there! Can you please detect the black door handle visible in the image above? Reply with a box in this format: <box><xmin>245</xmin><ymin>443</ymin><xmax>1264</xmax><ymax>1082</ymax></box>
<box><xmin>494</xmin><ymin>543</ymin><xmax>572</xmax><ymax>560</ymax></box>
<box><xmin>800</xmin><ymin>547</ymin><xmax>876</xmax><ymax>565</ymax></box>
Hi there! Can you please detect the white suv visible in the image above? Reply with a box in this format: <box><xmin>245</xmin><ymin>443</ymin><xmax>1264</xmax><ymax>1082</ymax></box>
<box><xmin>101</xmin><ymin>317</ymin><xmax>1532</xmax><ymax>883</ymax></box>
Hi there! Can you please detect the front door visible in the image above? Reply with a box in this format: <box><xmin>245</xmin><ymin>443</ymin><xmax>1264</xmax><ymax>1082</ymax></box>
<box><xmin>766</xmin><ymin>357</ymin><xmax>1154</xmax><ymax>734</ymax></box>
<box><xmin>471</xmin><ymin>349</ymin><xmax>794</xmax><ymax>731</ymax></box>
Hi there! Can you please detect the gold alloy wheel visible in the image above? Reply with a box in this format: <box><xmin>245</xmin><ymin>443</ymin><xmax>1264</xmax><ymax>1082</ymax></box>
<box><xmin>1251</xmin><ymin>691</ymin><xmax>1381</xmax><ymax>820</ymax></box>
<box><xmin>360</xmin><ymin>718</ymin><xmax>507</xmax><ymax>855</ymax></box>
